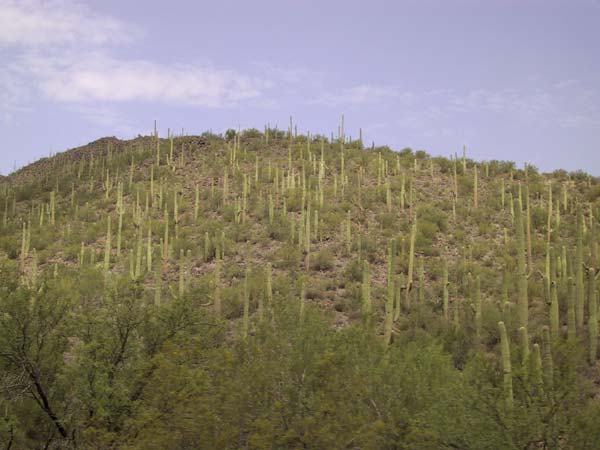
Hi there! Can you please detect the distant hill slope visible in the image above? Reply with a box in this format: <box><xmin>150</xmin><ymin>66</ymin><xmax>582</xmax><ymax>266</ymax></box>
<box><xmin>2</xmin><ymin>129</ymin><xmax>599</xmax><ymax>327</ymax></box>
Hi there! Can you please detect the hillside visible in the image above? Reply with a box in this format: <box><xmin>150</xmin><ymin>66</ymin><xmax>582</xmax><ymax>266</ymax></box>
<box><xmin>1</xmin><ymin>126</ymin><xmax>600</xmax><ymax>449</ymax></box>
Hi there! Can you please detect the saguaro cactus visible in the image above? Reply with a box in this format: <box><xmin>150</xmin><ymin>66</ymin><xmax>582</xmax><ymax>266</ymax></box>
<box><xmin>452</xmin><ymin>159</ymin><xmax>458</xmax><ymax>201</ymax></box>
<box><xmin>135</xmin><ymin>227</ymin><xmax>143</xmax><ymax>279</ymax></box>
<box><xmin>473</xmin><ymin>164</ymin><xmax>478</xmax><ymax>209</ymax></box>
<box><xmin>576</xmin><ymin>207</ymin><xmax>585</xmax><ymax>331</ymax></box>
<box><xmin>542</xmin><ymin>326</ymin><xmax>554</xmax><ymax>389</ymax></box>
<box><xmin>266</xmin><ymin>263</ymin><xmax>273</xmax><ymax>321</ymax></box>
<box><xmin>194</xmin><ymin>184</ymin><xmax>200</xmax><ymax>222</ymax></box>
<box><xmin>567</xmin><ymin>275</ymin><xmax>577</xmax><ymax>342</ymax></box>
<box><xmin>549</xmin><ymin>281</ymin><xmax>559</xmax><ymax>339</ymax></box>
<box><xmin>178</xmin><ymin>249</ymin><xmax>185</xmax><ymax>297</ymax></box>
<box><xmin>78</xmin><ymin>242</ymin><xmax>85</xmax><ymax>268</ymax></box>
<box><xmin>418</xmin><ymin>256</ymin><xmax>425</xmax><ymax>304</ymax></box>
<box><xmin>103</xmin><ymin>216</ymin><xmax>111</xmax><ymax>273</ymax></box>
<box><xmin>546</xmin><ymin>181</ymin><xmax>553</xmax><ymax>244</ymax></box>
<box><xmin>531</xmin><ymin>343</ymin><xmax>543</xmax><ymax>394</ymax></box>
<box><xmin>474</xmin><ymin>275</ymin><xmax>482</xmax><ymax>343</ymax></box>
<box><xmin>214</xmin><ymin>252</ymin><xmax>222</xmax><ymax>318</ymax></box>
<box><xmin>116</xmin><ymin>183</ymin><xmax>125</xmax><ymax>257</ymax></box>
<box><xmin>30</xmin><ymin>249</ymin><xmax>38</xmax><ymax>287</ymax></box>
<box><xmin>174</xmin><ymin>191</ymin><xmax>180</xmax><ymax>239</ymax></box>
<box><xmin>515</xmin><ymin>195</ymin><xmax>528</xmax><ymax>329</ymax></box>
<box><xmin>588</xmin><ymin>216</ymin><xmax>598</xmax><ymax>364</ymax></box>
<box><xmin>501</xmin><ymin>270</ymin><xmax>511</xmax><ymax>328</ymax></box>
<box><xmin>243</xmin><ymin>268</ymin><xmax>250</xmax><ymax>338</ymax></box>
<box><xmin>163</xmin><ymin>208</ymin><xmax>170</xmax><ymax>263</ymax></box>
<box><xmin>300</xmin><ymin>277</ymin><xmax>306</xmax><ymax>323</ymax></box>
<box><xmin>50</xmin><ymin>191</ymin><xmax>56</xmax><ymax>226</ymax></box>
<box><xmin>20</xmin><ymin>221</ymin><xmax>30</xmax><ymax>268</ymax></box>
<box><xmin>499</xmin><ymin>321</ymin><xmax>513</xmax><ymax>409</ymax></box>
<box><xmin>362</xmin><ymin>261</ymin><xmax>372</xmax><ymax>325</ymax></box>
<box><xmin>345</xmin><ymin>211</ymin><xmax>352</xmax><ymax>254</ymax></box>
<box><xmin>520</xmin><ymin>326</ymin><xmax>530</xmax><ymax>381</ymax></box>
<box><xmin>442</xmin><ymin>259</ymin><xmax>449</xmax><ymax>321</ymax></box>
<box><xmin>384</xmin><ymin>243</ymin><xmax>395</xmax><ymax>345</ymax></box>
<box><xmin>405</xmin><ymin>217</ymin><xmax>417</xmax><ymax>311</ymax></box>
<box><xmin>147</xmin><ymin>228</ymin><xmax>153</xmax><ymax>273</ymax></box>
<box><xmin>525</xmin><ymin>185</ymin><xmax>533</xmax><ymax>270</ymax></box>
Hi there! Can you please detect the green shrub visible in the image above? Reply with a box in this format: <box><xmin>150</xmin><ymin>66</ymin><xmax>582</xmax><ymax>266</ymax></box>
<box><xmin>312</xmin><ymin>249</ymin><xmax>334</xmax><ymax>271</ymax></box>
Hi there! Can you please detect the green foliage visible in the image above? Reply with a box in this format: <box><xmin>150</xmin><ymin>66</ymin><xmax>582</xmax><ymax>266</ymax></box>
<box><xmin>224</xmin><ymin>128</ymin><xmax>237</xmax><ymax>141</ymax></box>
<box><xmin>312</xmin><ymin>249</ymin><xmax>334</xmax><ymax>271</ymax></box>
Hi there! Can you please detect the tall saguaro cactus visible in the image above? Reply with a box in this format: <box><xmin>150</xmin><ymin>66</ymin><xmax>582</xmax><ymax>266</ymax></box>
<box><xmin>50</xmin><ymin>191</ymin><xmax>56</xmax><ymax>226</ymax></box>
<box><xmin>588</xmin><ymin>216</ymin><xmax>598</xmax><ymax>364</ymax></box>
<box><xmin>362</xmin><ymin>261</ymin><xmax>372</xmax><ymax>325</ymax></box>
<box><xmin>442</xmin><ymin>259</ymin><xmax>449</xmax><ymax>321</ymax></box>
<box><xmin>405</xmin><ymin>217</ymin><xmax>417</xmax><ymax>311</ymax></box>
<box><xmin>418</xmin><ymin>256</ymin><xmax>425</xmax><ymax>304</ymax></box>
<box><xmin>300</xmin><ymin>277</ymin><xmax>306</xmax><ymax>323</ymax></box>
<box><xmin>576</xmin><ymin>207</ymin><xmax>585</xmax><ymax>331</ymax></box>
<box><xmin>243</xmin><ymin>268</ymin><xmax>250</xmax><ymax>338</ymax></box>
<box><xmin>499</xmin><ymin>321</ymin><xmax>513</xmax><ymax>409</ymax></box>
<box><xmin>567</xmin><ymin>275</ymin><xmax>577</xmax><ymax>342</ymax></box>
<box><xmin>384</xmin><ymin>243</ymin><xmax>395</xmax><ymax>345</ymax></box>
<box><xmin>531</xmin><ymin>343</ymin><xmax>543</xmax><ymax>394</ymax></box>
<box><xmin>116</xmin><ymin>183</ymin><xmax>124</xmax><ymax>257</ymax></box>
<box><xmin>546</xmin><ymin>181</ymin><xmax>553</xmax><ymax>244</ymax></box>
<box><xmin>515</xmin><ymin>195</ymin><xmax>528</xmax><ymax>330</ymax></box>
<box><xmin>542</xmin><ymin>326</ymin><xmax>554</xmax><ymax>389</ymax></box>
<box><xmin>147</xmin><ymin>228</ymin><xmax>153</xmax><ymax>273</ymax></box>
<box><xmin>266</xmin><ymin>263</ymin><xmax>273</xmax><ymax>322</ymax></box>
<box><xmin>103</xmin><ymin>216</ymin><xmax>111</xmax><ymax>273</ymax></box>
<box><xmin>524</xmin><ymin>185</ymin><xmax>533</xmax><ymax>271</ymax></box>
<box><xmin>520</xmin><ymin>327</ymin><xmax>530</xmax><ymax>381</ymax></box>
<box><xmin>473</xmin><ymin>164</ymin><xmax>478</xmax><ymax>209</ymax></box>
<box><xmin>214</xmin><ymin>252</ymin><xmax>222</xmax><ymax>318</ymax></box>
<box><xmin>474</xmin><ymin>275</ymin><xmax>482</xmax><ymax>344</ymax></box>
<box><xmin>549</xmin><ymin>281</ymin><xmax>559</xmax><ymax>339</ymax></box>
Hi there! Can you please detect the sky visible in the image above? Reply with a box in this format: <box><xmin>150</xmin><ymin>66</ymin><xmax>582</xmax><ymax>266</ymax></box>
<box><xmin>1</xmin><ymin>0</ymin><xmax>599</xmax><ymax>175</ymax></box>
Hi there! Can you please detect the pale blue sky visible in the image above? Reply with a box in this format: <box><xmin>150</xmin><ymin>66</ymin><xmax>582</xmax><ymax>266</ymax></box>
<box><xmin>1</xmin><ymin>0</ymin><xmax>599</xmax><ymax>175</ymax></box>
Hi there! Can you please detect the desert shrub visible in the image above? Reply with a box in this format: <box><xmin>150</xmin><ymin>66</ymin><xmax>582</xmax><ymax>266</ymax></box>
<box><xmin>398</xmin><ymin>147</ymin><xmax>413</xmax><ymax>158</ymax></box>
<box><xmin>458</xmin><ymin>175</ymin><xmax>474</xmax><ymax>197</ymax></box>
<box><xmin>416</xmin><ymin>221</ymin><xmax>438</xmax><ymax>252</ymax></box>
<box><xmin>531</xmin><ymin>205</ymin><xmax>546</xmax><ymax>229</ymax></box>
<box><xmin>418</xmin><ymin>205</ymin><xmax>447</xmax><ymax>233</ymax></box>
<box><xmin>376</xmin><ymin>212</ymin><xmax>396</xmax><ymax>230</ymax></box>
<box><xmin>266</xmin><ymin>218</ymin><xmax>289</xmax><ymax>241</ymax></box>
<box><xmin>241</xmin><ymin>128</ymin><xmax>262</xmax><ymax>139</ymax></box>
<box><xmin>225</xmin><ymin>128</ymin><xmax>237</xmax><ymax>141</ymax></box>
<box><xmin>343</xmin><ymin>259</ymin><xmax>363</xmax><ymax>283</ymax></box>
<box><xmin>312</xmin><ymin>249</ymin><xmax>334</xmax><ymax>271</ymax></box>
<box><xmin>272</xmin><ymin>244</ymin><xmax>300</xmax><ymax>270</ymax></box>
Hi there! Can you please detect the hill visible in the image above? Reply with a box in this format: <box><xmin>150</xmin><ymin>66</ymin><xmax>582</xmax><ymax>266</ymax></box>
<box><xmin>1</xmin><ymin>126</ymin><xmax>600</xmax><ymax>449</ymax></box>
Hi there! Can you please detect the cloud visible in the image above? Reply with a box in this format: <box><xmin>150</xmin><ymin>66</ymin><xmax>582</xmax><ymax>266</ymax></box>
<box><xmin>0</xmin><ymin>0</ymin><xmax>134</xmax><ymax>47</ymax></box>
<box><xmin>0</xmin><ymin>0</ymin><xmax>272</xmax><ymax>124</ymax></box>
<box><xmin>20</xmin><ymin>51</ymin><xmax>266</xmax><ymax>108</ymax></box>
